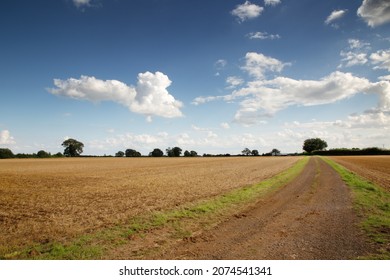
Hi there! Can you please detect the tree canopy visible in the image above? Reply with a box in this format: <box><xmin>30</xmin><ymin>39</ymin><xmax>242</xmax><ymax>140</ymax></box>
<box><xmin>166</xmin><ymin>147</ymin><xmax>182</xmax><ymax>157</ymax></box>
<box><xmin>62</xmin><ymin>138</ymin><xmax>84</xmax><ymax>157</ymax></box>
<box><xmin>303</xmin><ymin>138</ymin><xmax>328</xmax><ymax>153</ymax></box>
<box><xmin>125</xmin><ymin>149</ymin><xmax>141</xmax><ymax>157</ymax></box>
<box><xmin>150</xmin><ymin>148</ymin><xmax>164</xmax><ymax>157</ymax></box>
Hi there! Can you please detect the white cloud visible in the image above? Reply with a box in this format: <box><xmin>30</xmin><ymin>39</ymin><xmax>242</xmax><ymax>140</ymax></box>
<box><xmin>325</xmin><ymin>9</ymin><xmax>348</xmax><ymax>25</ymax></box>
<box><xmin>194</xmin><ymin>70</ymin><xmax>390</xmax><ymax>125</ymax></box>
<box><xmin>379</xmin><ymin>75</ymin><xmax>390</xmax><ymax>80</ymax></box>
<box><xmin>264</xmin><ymin>0</ymin><xmax>281</xmax><ymax>6</ymax></box>
<box><xmin>226</xmin><ymin>76</ymin><xmax>244</xmax><ymax>89</ymax></box>
<box><xmin>348</xmin><ymin>39</ymin><xmax>370</xmax><ymax>50</ymax></box>
<box><xmin>231</xmin><ymin>1</ymin><xmax>264</xmax><ymax>22</ymax></box>
<box><xmin>357</xmin><ymin>0</ymin><xmax>390</xmax><ymax>27</ymax></box>
<box><xmin>370</xmin><ymin>49</ymin><xmax>390</xmax><ymax>71</ymax></box>
<box><xmin>0</xmin><ymin>130</ymin><xmax>15</xmax><ymax>145</ymax></box>
<box><xmin>73</xmin><ymin>0</ymin><xmax>92</xmax><ymax>8</ymax></box>
<box><xmin>215</xmin><ymin>59</ymin><xmax>227</xmax><ymax>69</ymax></box>
<box><xmin>221</xmin><ymin>122</ymin><xmax>230</xmax><ymax>129</ymax></box>
<box><xmin>247</xmin><ymin>31</ymin><xmax>281</xmax><ymax>40</ymax></box>
<box><xmin>242</xmin><ymin>52</ymin><xmax>290</xmax><ymax>79</ymax></box>
<box><xmin>338</xmin><ymin>39</ymin><xmax>371</xmax><ymax>68</ymax></box>
<box><xmin>48</xmin><ymin>71</ymin><xmax>183</xmax><ymax>120</ymax></box>
<box><xmin>339</xmin><ymin>51</ymin><xmax>368</xmax><ymax>67</ymax></box>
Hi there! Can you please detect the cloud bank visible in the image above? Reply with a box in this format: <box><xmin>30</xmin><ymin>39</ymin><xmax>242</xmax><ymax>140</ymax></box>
<box><xmin>48</xmin><ymin>71</ymin><xmax>183</xmax><ymax>120</ymax></box>
<box><xmin>193</xmin><ymin>51</ymin><xmax>390</xmax><ymax>126</ymax></box>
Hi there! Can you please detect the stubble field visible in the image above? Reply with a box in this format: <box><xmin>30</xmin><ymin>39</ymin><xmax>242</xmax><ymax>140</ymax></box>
<box><xmin>0</xmin><ymin>156</ymin><xmax>301</xmax><ymax>255</ymax></box>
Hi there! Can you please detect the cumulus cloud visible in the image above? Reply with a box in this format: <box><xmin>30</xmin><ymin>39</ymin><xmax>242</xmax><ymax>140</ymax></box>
<box><xmin>325</xmin><ymin>9</ymin><xmax>348</xmax><ymax>25</ymax></box>
<box><xmin>0</xmin><ymin>130</ymin><xmax>15</xmax><ymax>145</ymax></box>
<box><xmin>357</xmin><ymin>0</ymin><xmax>390</xmax><ymax>27</ymax></box>
<box><xmin>48</xmin><ymin>71</ymin><xmax>183</xmax><ymax>120</ymax></box>
<box><xmin>231</xmin><ymin>1</ymin><xmax>264</xmax><ymax>22</ymax></box>
<box><xmin>242</xmin><ymin>52</ymin><xmax>290</xmax><ymax>79</ymax></box>
<box><xmin>247</xmin><ymin>31</ymin><xmax>281</xmax><ymax>40</ymax></box>
<box><xmin>370</xmin><ymin>49</ymin><xmax>390</xmax><ymax>71</ymax></box>
<box><xmin>194</xmin><ymin>70</ymin><xmax>390</xmax><ymax>125</ymax></box>
<box><xmin>264</xmin><ymin>0</ymin><xmax>281</xmax><ymax>6</ymax></box>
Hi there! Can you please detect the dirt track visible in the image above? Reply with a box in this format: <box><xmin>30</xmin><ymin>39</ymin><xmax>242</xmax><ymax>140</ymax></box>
<box><xmin>159</xmin><ymin>157</ymin><xmax>373</xmax><ymax>259</ymax></box>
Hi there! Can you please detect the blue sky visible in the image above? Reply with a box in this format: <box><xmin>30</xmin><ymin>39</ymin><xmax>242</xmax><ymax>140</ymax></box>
<box><xmin>1</xmin><ymin>0</ymin><xmax>390</xmax><ymax>155</ymax></box>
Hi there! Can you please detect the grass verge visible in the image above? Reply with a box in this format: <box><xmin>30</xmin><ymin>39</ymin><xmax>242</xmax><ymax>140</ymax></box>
<box><xmin>2</xmin><ymin>157</ymin><xmax>309</xmax><ymax>260</ymax></box>
<box><xmin>322</xmin><ymin>157</ymin><xmax>390</xmax><ymax>259</ymax></box>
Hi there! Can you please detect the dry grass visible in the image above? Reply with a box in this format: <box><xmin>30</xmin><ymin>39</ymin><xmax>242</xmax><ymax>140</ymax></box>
<box><xmin>0</xmin><ymin>156</ymin><xmax>300</xmax><ymax>253</ymax></box>
<box><xmin>330</xmin><ymin>156</ymin><xmax>390</xmax><ymax>191</ymax></box>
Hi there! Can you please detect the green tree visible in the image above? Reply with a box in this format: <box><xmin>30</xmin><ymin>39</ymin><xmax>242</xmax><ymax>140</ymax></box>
<box><xmin>242</xmin><ymin>148</ymin><xmax>251</xmax><ymax>156</ymax></box>
<box><xmin>166</xmin><ymin>147</ymin><xmax>182</xmax><ymax>157</ymax></box>
<box><xmin>271</xmin><ymin>148</ymin><xmax>281</xmax><ymax>156</ymax></box>
<box><xmin>251</xmin><ymin>149</ymin><xmax>259</xmax><ymax>156</ymax></box>
<box><xmin>62</xmin><ymin>138</ymin><xmax>84</xmax><ymax>157</ymax></box>
<box><xmin>125</xmin><ymin>149</ymin><xmax>141</xmax><ymax>157</ymax></box>
<box><xmin>115</xmin><ymin>151</ymin><xmax>125</xmax><ymax>157</ymax></box>
<box><xmin>150</xmin><ymin>148</ymin><xmax>164</xmax><ymax>157</ymax></box>
<box><xmin>184</xmin><ymin>150</ymin><xmax>191</xmax><ymax>157</ymax></box>
<box><xmin>303</xmin><ymin>138</ymin><xmax>328</xmax><ymax>153</ymax></box>
<box><xmin>37</xmin><ymin>150</ymin><xmax>50</xmax><ymax>158</ymax></box>
<box><xmin>190</xmin><ymin>150</ymin><xmax>198</xmax><ymax>157</ymax></box>
<box><xmin>0</xmin><ymin>148</ymin><xmax>14</xmax><ymax>159</ymax></box>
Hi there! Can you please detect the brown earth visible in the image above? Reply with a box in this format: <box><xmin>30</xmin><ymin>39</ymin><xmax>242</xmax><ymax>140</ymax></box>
<box><xmin>0</xmin><ymin>157</ymin><xmax>300</xmax><ymax>253</ymax></box>
<box><xmin>155</xmin><ymin>157</ymin><xmax>374</xmax><ymax>260</ymax></box>
<box><xmin>330</xmin><ymin>156</ymin><xmax>390</xmax><ymax>191</ymax></box>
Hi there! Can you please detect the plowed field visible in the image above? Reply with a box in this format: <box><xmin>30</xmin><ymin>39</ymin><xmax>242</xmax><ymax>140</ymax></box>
<box><xmin>330</xmin><ymin>156</ymin><xmax>390</xmax><ymax>191</ymax></box>
<box><xmin>0</xmin><ymin>156</ymin><xmax>300</xmax><ymax>254</ymax></box>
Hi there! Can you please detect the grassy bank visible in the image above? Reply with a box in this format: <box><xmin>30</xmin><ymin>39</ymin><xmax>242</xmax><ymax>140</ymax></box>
<box><xmin>322</xmin><ymin>157</ymin><xmax>390</xmax><ymax>259</ymax></box>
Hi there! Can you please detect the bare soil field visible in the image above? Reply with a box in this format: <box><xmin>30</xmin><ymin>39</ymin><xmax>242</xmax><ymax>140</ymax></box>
<box><xmin>330</xmin><ymin>156</ymin><xmax>390</xmax><ymax>191</ymax></box>
<box><xmin>0</xmin><ymin>156</ymin><xmax>300</xmax><ymax>253</ymax></box>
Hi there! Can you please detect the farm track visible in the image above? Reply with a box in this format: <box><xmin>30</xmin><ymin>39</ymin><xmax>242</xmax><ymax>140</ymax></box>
<box><xmin>156</xmin><ymin>157</ymin><xmax>374</xmax><ymax>259</ymax></box>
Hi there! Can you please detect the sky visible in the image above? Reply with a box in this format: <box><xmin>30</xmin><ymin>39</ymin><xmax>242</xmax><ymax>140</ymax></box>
<box><xmin>1</xmin><ymin>0</ymin><xmax>390</xmax><ymax>156</ymax></box>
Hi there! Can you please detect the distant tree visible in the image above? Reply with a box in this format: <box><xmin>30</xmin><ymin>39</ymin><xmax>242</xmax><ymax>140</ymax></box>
<box><xmin>125</xmin><ymin>149</ymin><xmax>141</xmax><ymax>157</ymax></box>
<box><xmin>242</xmin><ymin>148</ymin><xmax>252</xmax><ymax>156</ymax></box>
<box><xmin>251</xmin><ymin>149</ymin><xmax>259</xmax><ymax>156</ymax></box>
<box><xmin>190</xmin><ymin>150</ymin><xmax>198</xmax><ymax>157</ymax></box>
<box><xmin>184</xmin><ymin>150</ymin><xmax>191</xmax><ymax>157</ymax></box>
<box><xmin>303</xmin><ymin>138</ymin><xmax>328</xmax><ymax>153</ymax></box>
<box><xmin>0</xmin><ymin>148</ymin><xmax>14</xmax><ymax>159</ymax></box>
<box><xmin>271</xmin><ymin>148</ymin><xmax>281</xmax><ymax>156</ymax></box>
<box><xmin>115</xmin><ymin>151</ymin><xmax>125</xmax><ymax>157</ymax></box>
<box><xmin>37</xmin><ymin>150</ymin><xmax>50</xmax><ymax>158</ymax></box>
<box><xmin>62</xmin><ymin>138</ymin><xmax>84</xmax><ymax>157</ymax></box>
<box><xmin>166</xmin><ymin>147</ymin><xmax>182</xmax><ymax>157</ymax></box>
<box><xmin>150</xmin><ymin>148</ymin><xmax>164</xmax><ymax>157</ymax></box>
<box><xmin>53</xmin><ymin>152</ymin><xmax>63</xmax><ymax>157</ymax></box>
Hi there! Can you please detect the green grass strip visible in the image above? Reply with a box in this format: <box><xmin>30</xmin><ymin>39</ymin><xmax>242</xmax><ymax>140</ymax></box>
<box><xmin>322</xmin><ymin>157</ymin><xmax>390</xmax><ymax>259</ymax></box>
<box><xmin>3</xmin><ymin>157</ymin><xmax>309</xmax><ymax>260</ymax></box>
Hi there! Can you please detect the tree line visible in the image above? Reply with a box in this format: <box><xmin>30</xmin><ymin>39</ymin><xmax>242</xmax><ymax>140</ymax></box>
<box><xmin>1</xmin><ymin>137</ymin><xmax>388</xmax><ymax>159</ymax></box>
